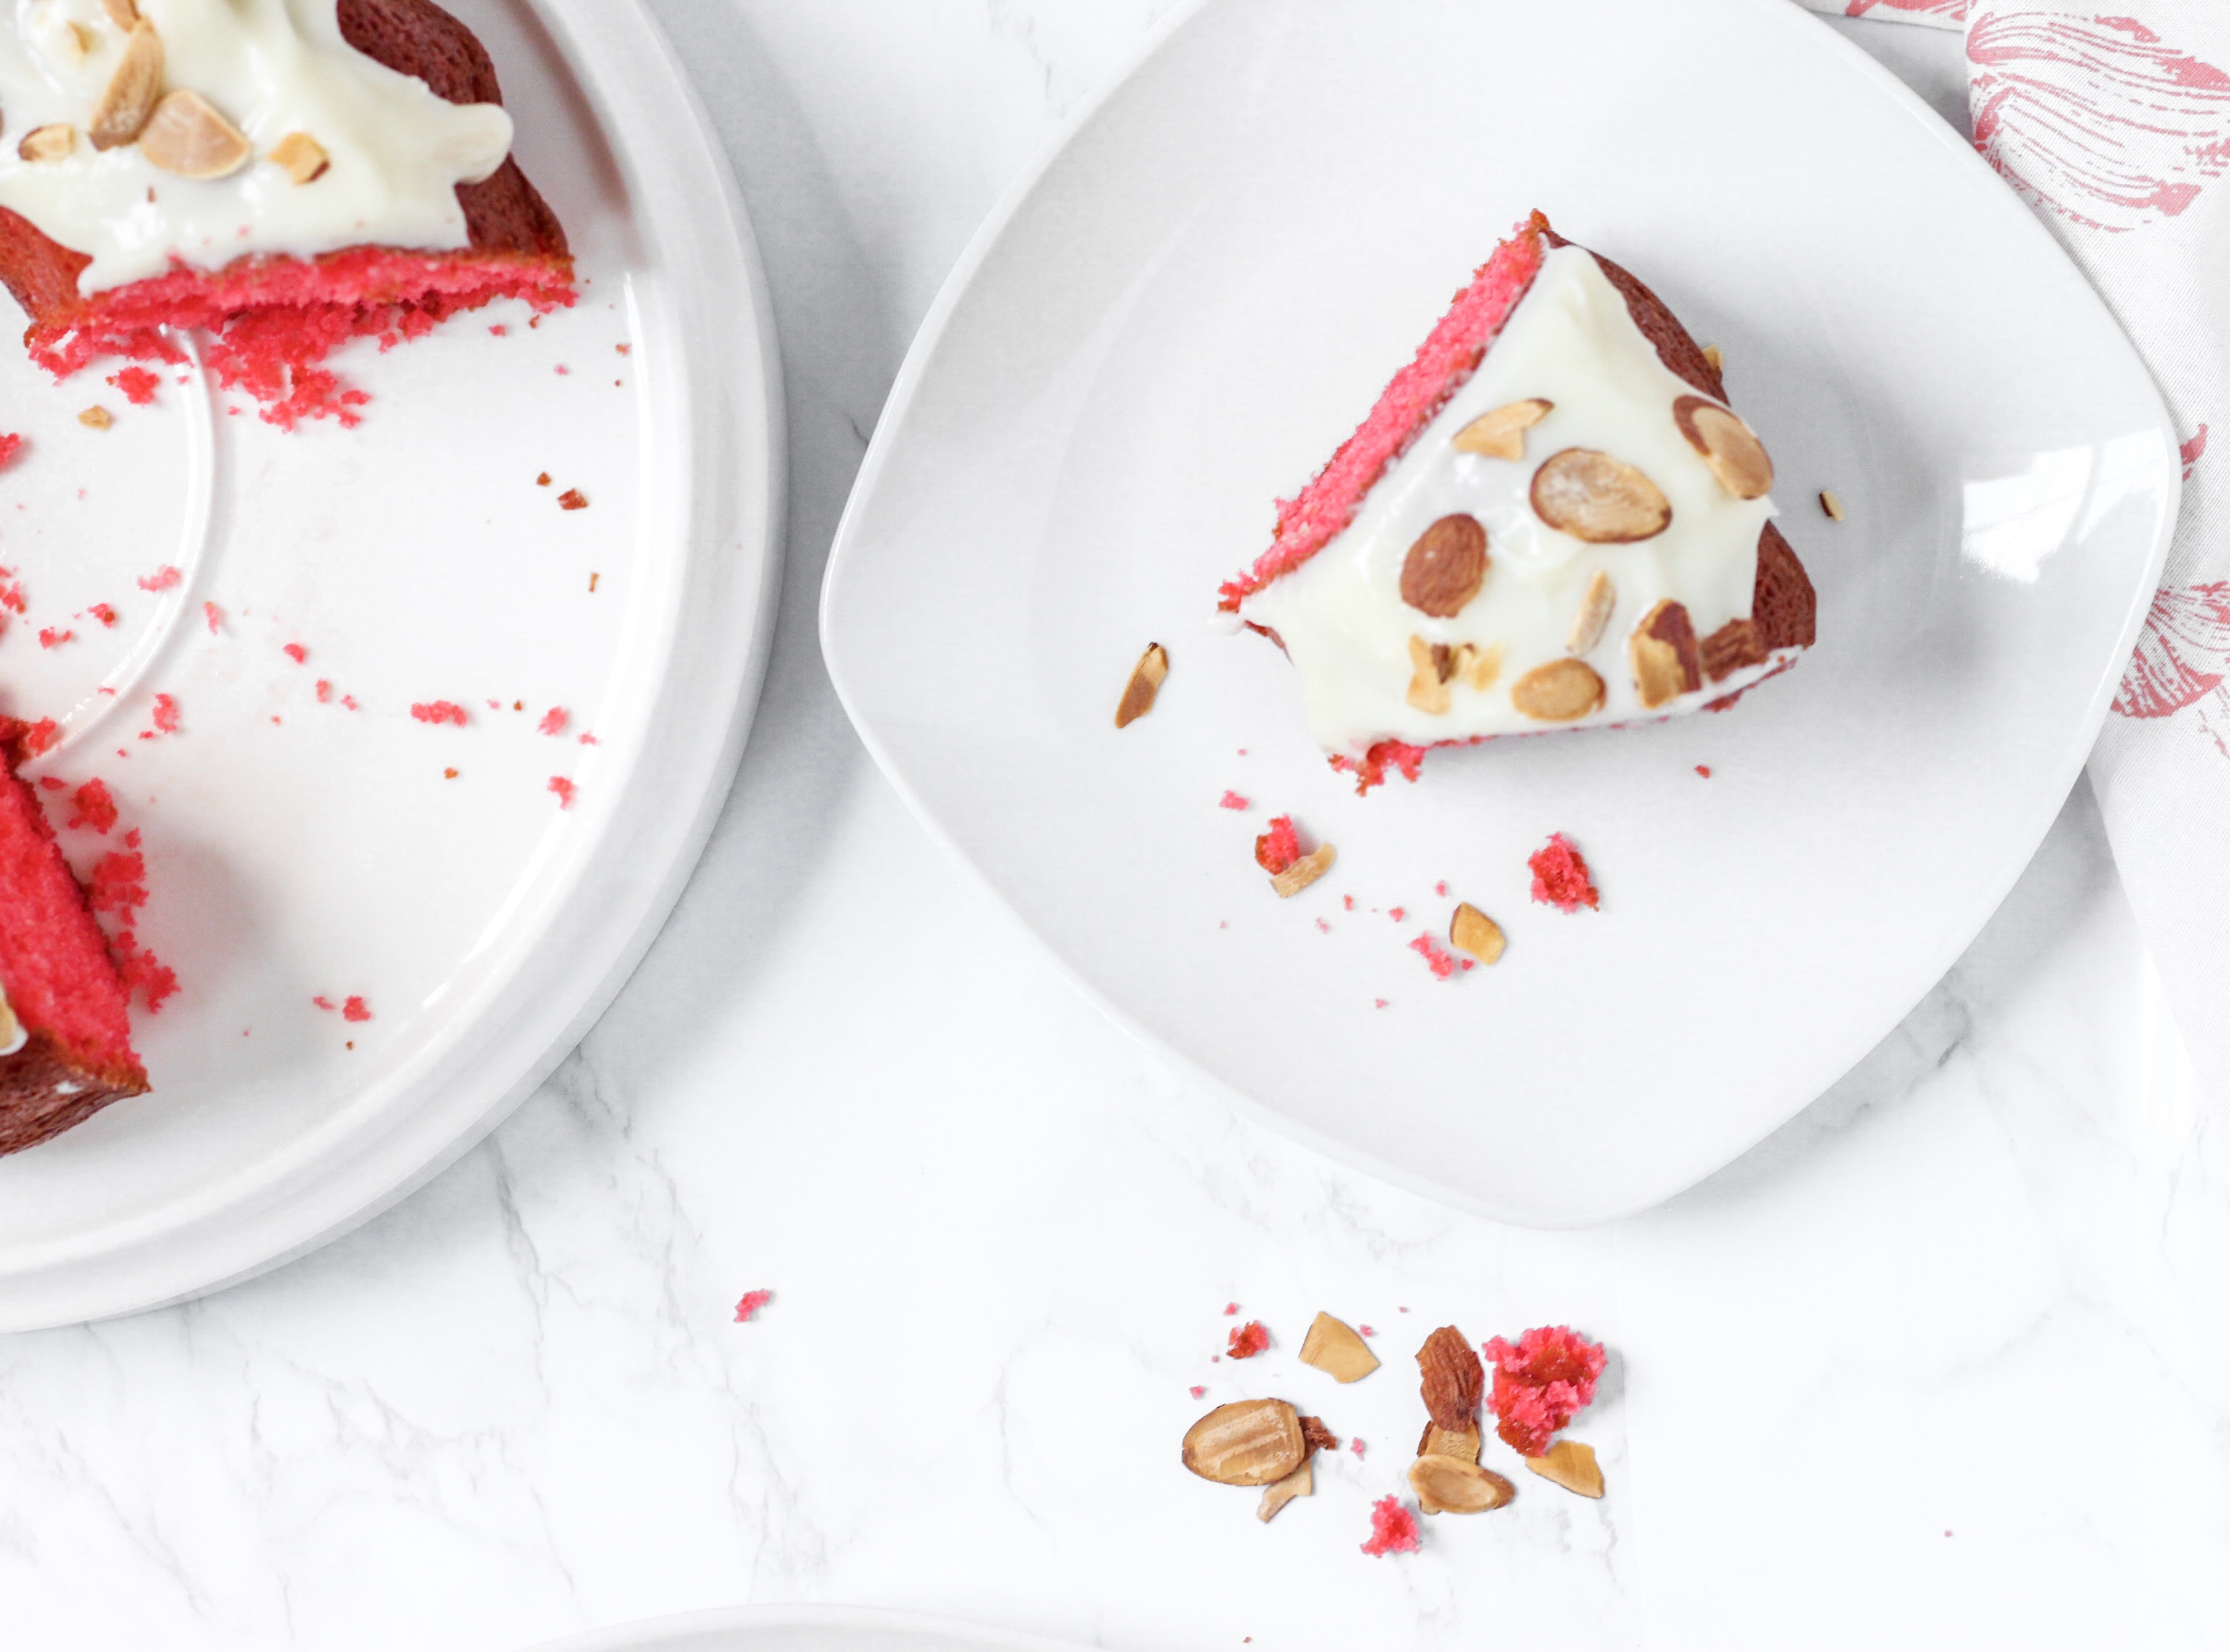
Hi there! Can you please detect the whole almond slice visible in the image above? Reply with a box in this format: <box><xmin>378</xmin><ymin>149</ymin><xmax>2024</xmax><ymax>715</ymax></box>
<box><xmin>1449</xmin><ymin>903</ymin><xmax>1504</xmax><ymax>966</ymax></box>
<box><xmin>1270</xmin><ymin>841</ymin><xmax>1335</xmax><ymax>899</ymax></box>
<box><xmin>1531</xmin><ymin>449</ymin><xmax>1671</xmax><ymax>544</ymax></box>
<box><xmin>1405</xmin><ymin>635</ymin><xmax>1452</xmax><ymax>716</ymax></box>
<box><xmin>1629</xmin><ymin>599</ymin><xmax>1702</xmax><ymax>710</ymax></box>
<box><xmin>1409</xmin><ymin>1455</ymin><xmax>1515</xmax><ymax>1514</ymax></box>
<box><xmin>19</xmin><ymin>123</ymin><xmax>76</xmax><ymax>163</ymax></box>
<box><xmin>1417</xmin><ymin>1421</ymin><xmax>1482</xmax><ymax>1465</ymax></box>
<box><xmin>269</xmin><ymin>131</ymin><xmax>331</xmax><ymax>185</ymax></box>
<box><xmin>1298</xmin><ymin>1312</ymin><xmax>1379</xmax><ymax>1383</ymax></box>
<box><xmin>1399</xmin><ymin>513</ymin><xmax>1488</xmax><ymax>618</ymax></box>
<box><xmin>1672</xmin><ymin>395</ymin><xmax>1773</xmax><ymax>500</ymax></box>
<box><xmin>1182</xmin><ymin>1399</ymin><xmax>1306</xmax><ymax>1486</ymax></box>
<box><xmin>1567</xmin><ymin>569</ymin><xmax>1615</xmax><ymax>654</ymax></box>
<box><xmin>90</xmin><ymin>19</ymin><xmax>163</xmax><ymax>151</ymax></box>
<box><xmin>1510</xmin><ymin>657</ymin><xmax>1605</xmax><ymax>724</ymax></box>
<box><xmin>1256</xmin><ymin>1457</ymin><xmax>1312</xmax><ymax>1522</ymax></box>
<box><xmin>1524</xmin><ymin>1438</ymin><xmax>1605</xmax><ymax>1499</ymax></box>
<box><xmin>139</xmin><ymin>90</ymin><xmax>251</xmax><ymax>180</ymax></box>
<box><xmin>1115</xmin><ymin>642</ymin><xmax>1168</xmax><ymax>728</ymax></box>
<box><xmin>1452</xmin><ymin>397</ymin><xmax>1552</xmax><ymax>462</ymax></box>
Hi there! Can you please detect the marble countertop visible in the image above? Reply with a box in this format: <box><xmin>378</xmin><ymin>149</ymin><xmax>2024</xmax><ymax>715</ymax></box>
<box><xmin>4</xmin><ymin>6</ymin><xmax>2225</xmax><ymax>1648</ymax></box>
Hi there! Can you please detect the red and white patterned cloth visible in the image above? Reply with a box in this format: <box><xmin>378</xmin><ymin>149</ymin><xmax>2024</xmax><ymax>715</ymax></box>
<box><xmin>1802</xmin><ymin>0</ymin><xmax>2230</xmax><ymax>1096</ymax></box>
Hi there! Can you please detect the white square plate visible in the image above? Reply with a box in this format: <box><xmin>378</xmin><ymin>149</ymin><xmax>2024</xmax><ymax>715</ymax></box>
<box><xmin>821</xmin><ymin>0</ymin><xmax>2177</xmax><ymax>1225</ymax></box>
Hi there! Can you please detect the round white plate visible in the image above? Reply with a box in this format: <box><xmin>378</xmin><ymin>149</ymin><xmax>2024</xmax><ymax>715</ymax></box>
<box><xmin>820</xmin><ymin>0</ymin><xmax>2178</xmax><ymax>1226</ymax></box>
<box><xmin>526</xmin><ymin>1607</ymin><xmax>1080</xmax><ymax>1652</ymax></box>
<box><xmin>0</xmin><ymin>0</ymin><xmax>783</xmax><ymax>1330</ymax></box>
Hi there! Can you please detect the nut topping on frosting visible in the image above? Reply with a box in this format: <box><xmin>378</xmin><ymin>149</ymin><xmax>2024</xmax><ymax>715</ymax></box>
<box><xmin>1702</xmin><ymin>616</ymin><xmax>1765</xmax><ymax>683</ymax></box>
<box><xmin>270</xmin><ymin>132</ymin><xmax>332</xmax><ymax>186</ymax></box>
<box><xmin>1511</xmin><ymin>658</ymin><xmax>1607</xmax><ymax>723</ymax></box>
<box><xmin>1630</xmin><ymin>599</ymin><xmax>1704</xmax><ymax>709</ymax></box>
<box><xmin>1406</xmin><ymin>635</ymin><xmax>1456</xmax><ymax>715</ymax></box>
<box><xmin>1530</xmin><ymin>448</ymin><xmax>1673</xmax><ymax>543</ymax></box>
<box><xmin>1673</xmin><ymin>395</ymin><xmax>1774</xmax><ymax>500</ymax></box>
<box><xmin>1450</xmin><ymin>903</ymin><xmax>1505</xmax><ymax>966</ymax></box>
<box><xmin>1456</xmin><ymin>641</ymin><xmax>1502</xmax><ymax>691</ymax></box>
<box><xmin>1399</xmin><ymin>513</ymin><xmax>1488</xmax><ymax>617</ymax></box>
<box><xmin>1567</xmin><ymin>569</ymin><xmax>1615</xmax><ymax>654</ymax></box>
<box><xmin>90</xmin><ymin>20</ymin><xmax>164</xmax><ymax>151</ymax></box>
<box><xmin>140</xmin><ymin>90</ymin><xmax>252</xmax><ymax>180</ymax></box>
<box><xmin>1451</xmin><ymin>397</ymin><xmax>1553</xmax><ymax>462</ymax></box>
<box><xmin>101</xmin><ymin>0</ymin><xmax>141</xmax><ymax>28</ymax></box>
<box><xmin>19</xmin><ymin>125</ymin><xmax>77</xmax><ymax>163</ymax></box>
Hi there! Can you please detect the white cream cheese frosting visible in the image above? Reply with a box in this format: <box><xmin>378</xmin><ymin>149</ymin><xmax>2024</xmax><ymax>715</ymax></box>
<box><xmin>0</xmin><ymin>0</ymin><xmax>513</xmax><ymax>294</ymax></box>
<box><xmin>1240</xmin><ymin>243</ymin><xmax>1791</xmax><ymax>759</ymax></box>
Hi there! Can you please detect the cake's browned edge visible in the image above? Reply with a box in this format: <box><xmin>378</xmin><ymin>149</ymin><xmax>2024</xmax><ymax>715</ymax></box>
<box><xmin>0</xmin><ymin>1030</ymin><xmax>141</xmax><ymax>1156</ymax></box>
<box><xmin>1540</xmin><ymin>220</ymin><xmax>1816</xmax><ymax>653</ymax></box>
<box><xmin>0</xmin><ymin>0</ymin><xmax>569</xmax><ymax>336</ymax></box>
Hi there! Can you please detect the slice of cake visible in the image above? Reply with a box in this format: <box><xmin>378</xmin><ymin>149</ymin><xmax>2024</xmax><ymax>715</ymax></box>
<box><xmin>1221</xmin><ymin>211</ymin><xmax>1815</xmax><ymax>791</ymax></box>
<box><xmin>0</xmin><ymin>720</ymin><xmax>147</xmax><ymax>1154</ymax></box>
<box><xmin>0</xmin><ymin>0</ymin><xmax>573</xmax><ymax>427</ymax></box>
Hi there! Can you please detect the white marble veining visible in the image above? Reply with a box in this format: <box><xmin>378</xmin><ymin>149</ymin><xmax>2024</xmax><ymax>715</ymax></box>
<box><xmin>0</xmin><ymin>7</ymin><xmax>2224</xmax><ymax>1648</ymax></box>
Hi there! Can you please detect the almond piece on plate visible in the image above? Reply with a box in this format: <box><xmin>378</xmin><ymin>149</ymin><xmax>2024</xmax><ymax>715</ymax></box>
<box><xmin>1115</xmin><ymin>642</ymin><xmax>1168</xmax><ymax>728</ymax></box>
<box><xmin>1450</xmin><ymin>903</ymin><xmax>1504</xmax><ymax>966</ymax></box>
<box><xmin>90</xmin><ymin>19</ymin><xmax>163</xmax><ymax>150</ymax></box>
<box><xmin>1524</xmin><ymin>1438</ymin><xmax>1605</xmax><ymax>1498</ymax></box>
<box><xmin>1256</xmin><ymin>1457</ymin><xmax>1313</xmax><ymax>1523</ymax></box>
<box><xmin>1530</xmin><ymin>448</ymin><xmax>1671</xmax><ymax>543</ymax></box>
<box><xmin>1672</xmin><ymin>394</ymin><xmax>1774</xmax><ymax>500</ymax></box>
<box><xmin>78</xmin><ymin>406</ymin><xmax>113</xmax><ymax>431</ymax></box>
<box><xmin>139</xmin><ymin>90</ymin><xmax>252</xmax><ymax>180</ymax></box>
<box><xmin>19</xmin><ymin>124</ymin><xmax>76</xmax><ymax>163</ymax></box>
<box><xmin>1409</xmin><ymin>1455</ymin><xmax>1515</xmax><ymax>1514</ymax></box>
<box><xmin>1399</xmin><ymin>513</ymin><xmax>1488</xmax><ymax>617</ymax></box>
<box><xmin>1510</xmin><ymin>657</ymin><xmax>1605</xmax><ymax>724</ymax></box>
<box><xmin>1182</xmin><ymin>1399</ymin><xmax>1306</xmax><ymax>1486</ymax></box>
<box><xmin>1417</xmin><ymin>1325</ymin><xmax>1483</xmax><ymax>1431</ymax></box>
<box><xmin>1567</xmin><ymin>569</ymin><xmax>1615</xmax><ymax>654</ymax></box>
<box><xmin>269</xmin><ymin>131</ymin><xmax>330</xmax><ymax>185</ymax></box>
<box><xmin>1299</xmin><ymin>1312</ymin><xmax>1380</xmax><ymax>1383</ymax></box>
<box><xmin>1417</xmin><ymin>1421</ymin><xmax>1483</xmax><ymax>1465</ymax></box>
<box><xmin>1270</xmin><ymin>842</ymin><xmax>1335</xmax><ymax>900</ymax></box>
<box><xmin>1451</xmin><ymin>397</ymin><xmax>1552</xmax><ymax>462</ymax></box>
<box><xmin>1629</xmin><ymin>599</ymin><xmax>1703</xmax><ymax>710</ymax></box>
<box><xmin>1820</xmin><ymin>487</ymin><xmax>1847</xmax><ymax>521</ymax></box>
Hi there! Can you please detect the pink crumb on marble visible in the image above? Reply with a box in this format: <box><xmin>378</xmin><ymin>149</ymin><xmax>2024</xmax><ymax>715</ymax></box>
<box><xmin>1361</xmin><ymin>1495</ymin><xmax>1419</xmax><ymax>1557</ymax></box>
<box><xmin>733</xmin><ymin>1289</ymin><xmax>773</xmax><ymax>1322</ymax></box>
<box><xmin>1409</xmin><ymin>933</ymin><xmax>1457</xmax><ymax>980</ymax></box>
<box><xmin>1218</xmin><ymin>790</ymin><xmax>1251</xmax><ymax>811</ymax></box>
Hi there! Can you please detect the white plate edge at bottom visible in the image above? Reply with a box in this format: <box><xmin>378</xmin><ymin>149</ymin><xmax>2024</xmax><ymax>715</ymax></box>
<box><xmin>520</xmin><ymin>1603</ymin><xmax>1092</xmax><ymax>1652</ymax></box>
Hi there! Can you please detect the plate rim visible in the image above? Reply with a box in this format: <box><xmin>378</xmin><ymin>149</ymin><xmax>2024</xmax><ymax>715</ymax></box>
<box><xmin>819</xmin><ymin>0</ymin><xmax>2179</xmax><ymax>1225</ymax></box>
<box><xmin>0</xmin><ymin>0</ymin><xmax>788</xmax><ymax>1329</ymax></box>
<box><xmin>520</xmin><ymin>1604</ymin><xmax>1091</xmax><ymax>1652</ymax></box>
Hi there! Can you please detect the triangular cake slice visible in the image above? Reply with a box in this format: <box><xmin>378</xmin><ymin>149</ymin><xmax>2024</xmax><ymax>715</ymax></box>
<box><xmin>0</xmin><ymin>0</ymin><xmax>572</xmax><ymax>428</ymax></box>
<box><xmin>0</xmin><ymin>721</ymin><xmax>147</xmax><ymax>1154</ymax></box>
<box><xmin>1221</xmin><ymin>211</ymin><xmax>1815</xmax><ymax>791</ymax></box>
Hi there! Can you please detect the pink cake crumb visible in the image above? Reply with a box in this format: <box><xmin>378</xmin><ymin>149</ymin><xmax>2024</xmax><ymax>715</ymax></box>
<box><xmin>1361</xmin><ymin>1495</ymin><xmax>1419</xmax><ymax>1558</ymax></box>
<box><xmin>313</xmin><ymin>995</ymin><xmax>335</xmax><ymax>1011</ymax></box>
<box><xmin>137</xmin><ymin>564</ymin><xmax>182</xmax><ymax>593</ymax></box>
<box><xmin>1389</xmin><ymin>906</ymin><xmax>1406</xmax><ymax>922</ymax></box>
<box><xmin>68</xmin><ymin>779</ymin><xmax>117</xmax><ymax>834</ymax></box>
<box><xmin>115</xmin><ymin>935</ymin><xmax>177</xmax><ymax>1012</ymax></box>
<box><xmin>549</xmin><ymin>775</ymin><xmax>578</xmax><ymax>809</ymax></box>
<box><xmin>283</xmin><ymin>643</ymin><xmax>308</xmax><ymax>664</ymax></box>
<box><xmin>19</xmin><ymin>719</ymin><xmax>59</xmax><ymax>756</ymax></box>
<box><xmin>1409</xmin><ymin>933</ymin><xmax>1457</xmax><ymax>980</ymax></box>
<box><xmin>1189</xmin><ymin>1385</ymin><xmax>1206</xmax><ymax>1400</ymax></box>
<box><xmin>1350</xmin><ymin>1437</ymin><xmax>1366</xmax><ymax>1458</ymax></box>
<box><xmin>1330</xmin><ymin>739</ymin><xmax>1428</xmax><ymax>796</ymax></box>
<box><xmin>1254</xmin><ymin>815</ymin><xmax>1302</xmax><ymax>874</ymax></box>
<box><xmin>0</xmin><ymin>433</ymin><xmax>20</xmax><ymax>469</ymax></box>
<box><xmin>1218</xmin><ymin>790</ymin><xmax>1251</xmax><ymax>811</ymax></box>
<box><xmin>89</xmin><ymin>602</ymin><xmax>117</xmax><ymax>627</ymax></box>
<box><xmin>538</xmin><ymin>706</ymin><xmax>569</xmax><ymax>737</ymax></box>
<box><xmin>203</xmin><ymin>601</ymin><xmax>225</xmax><ymax>633</ymax></box>
<box><xmin>1226</xmin><ymin>1320</ymin><xmax>1269</xmax><ymax>1359</ymax></box>
<box><xmin>1223</xmin><ymin>1302</ymin><xmax>1238</xmax><ymax>1315</ymax></box>
<box><xmin>411</xmin><ymin>701</ymin><xmax>469</xmax><ymax>727</ymax></box>
<box><xmin>1529</xmin><ymin>833</ymin><xmax>1600</xmax><ymax>913</ymax></box>
<box><xmin>1359</xmin><ymin>1325</ymin><xmax>1376</xmax><ymax>1337</ymax></box>
<box><xmin>1696</xmin><ymin>765</ymin><xmax>1713</xmax><ymax>778</ymax></box>
<box><xmin>38</xmin><ymin>627</ymin><xmax>71</xmax><ymax>649</ymax></box>
<box><xmin>1483</xmin><ymin>1325</ymin><xmax>1607</xmax><ymax>1457</ymax></box>
<box><xmin>316</xmin><ymin>680</ymin><xmax>333</xmax><ymax>703</ymax></box>
<box><xmin>732</xmin><ymin>1289</ymin><xmax>773</xmax><ymax>1322</ymax></box>
<box><xmin>150</xmin><ymin>694</ymin><xmax>181</xmax><ymax>734</ymax></box>
<box><xmin>108</xmin><ymin>366</ymin><xmax>161</xmax><ymax>406</ymax></box>
<box><xmin>559</xmin><ymin>488</ymin><xmax>589</xmax><ymax>511</ymax></box>
<box><xmin>342</xmin><ymin>996</ymin><xmax>371</xmax><ymax>1023</ymax></box>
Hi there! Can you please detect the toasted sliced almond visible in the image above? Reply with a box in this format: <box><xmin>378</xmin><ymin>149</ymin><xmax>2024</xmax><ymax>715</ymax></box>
<box><xmin>1409</xmin><ymin>1455</ymin><xmax>1515</xmax><ymax>1514</ymax></box>
<box><xmin>1399</xmin><ymin>513</ymin><xmax>1488</xmax><ymax>617</ymax></box>
<box><xmin>90</xmin><ymin>19</ymin><xmax>164</xmax><ymax>151</ymax></box>
<box><xmin>269</xmin><ymin>130</ymin><xmax>330</xmax><ymax>185</ymax></box>
<box><xmin>1256</xmin><ymin>1457</ymin><xmax>1312</xmax><ymax>1522</ymax></box>
<box><xmin>1298</xmin><ymin>1312</ymin><xmax>1379</xmax><ymax>1383</ymax></box>
<box><xmin>1629</xmin><ymin>599</ymin><xmax>1702</xmax><ymax>710</ymax></box>
<box><xmin>1182</xmin><ymin>1399</ymin><xmax>1306</xmax><ymax>1486</ymax></box>
<box><xmin>1406</xmin><ymin>635</ymin><xmax>1452</xmax><ymax>716</ymax></box>
<box><xmin>1524</xmin><ymin>1438</ymin><xmax>1605</xmax><ymax>1498</ymax></box>
<box><xmin>1270</xmin><ymin>841</ymin><xmax>1335</xmax><ymax>899</ymax></box>
<box><xmin>1531</xmin><ymin>448</ymin><xmax>1672</xmax><ymax>543</ymax></box>
<box><xmin>1115</xmin><ymin>642</ymin><xmax>1168</xmax><ymax>729</ymax></box>
<box><xmin>1510</xmin><ymin>657</ymin><xmax>1605</xmax><ymax>724</ymax></box>
<box><xmin>1452</xmin><ymin>397</ymin><xmax>1552</xmax><ymax>462</ymax></box>
<box><xmin>65</xmin><ymin>19</ymin><xmax>94</xmax><ymax>59</ymax></box>
<box><xmin>1418</xmin><ymin>1421</ymin><xmax>1483</xmax><ymax>1465</ymax></box>
<box><xmin>1673</xmin><ymin>395</ymin><xmax>1773</xmax><ymax>500</ymax></box>
<box><xmin>1455</xmin><ymin>641</ymin><xmax>1501</xmax><ymax>692</ymax></box>
<box><xmin>19</xmin><ymin>123</ymin><xmax>76</xmax><ymax>163</ymax></box>
<box><xmin>78</xmin><ymin>406</ymin><xmax>113</xmax><ymax>431</ymax></box>
<box><xmin>1820</xmin><ymin>487</ymin><xmax>1846</xmax><ymax>521</ymax></box>
<box><xmin>1701</xmin><ymin>344</ymin><xmax>1724</xmax><ymax>373</ymax></box>
<box><xmin>1701</xmin><ymin>616</ymin><xmax>1764</xmax><ymax>683</ymax></box>
<box><xmin>1450</xmin><ymin>903</ymin><xmax>1504</xmax><ymax>966</ymax></box>
<box><xmin>1567</xmin><ymin>569</ymin><xmax>1615</xmax><ymax>654</ymax></box>
<box><xmin>139</xmin><ymin>89</ymin><xmax>251</xmax><ymax>179</ymax></box>
<box><xmin>101</xmin><ymin>0</ymin><xmax>140</xmax><ymax>27</ymax></box>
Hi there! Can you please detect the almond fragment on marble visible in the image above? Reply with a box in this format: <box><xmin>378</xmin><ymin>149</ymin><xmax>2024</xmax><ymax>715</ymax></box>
<box><xmin>1417</xmin><ymin>1420</ymin><xmax>1482</xmax><ymax>1465</ymax></box>
<box><xmin>1450</xmin><ymin>903</ymin><xmax>1504</xmax><ymax>966</ymax></box>
<box><xmin>1524</xmin><ymin>1438</ymin><xmax>1605</xmax><ymax>1498</ymax></box>
<box><xmin>1182</xmin><ymin>1399</ymin><xmax>1305</xmax><ymax>1486</ymax></box>
<box><xmin>1115</xmin><ymin>642</ymin><xmax>1168</xmax><ymax>728</ymax></box>
<box><xmin>1298</xmin><ymin>1312</ymin><xmax>1379</xmax><ymax>1383</ymax></box>
<box><xmin>1820</xmin><ymin>488</ymin><xmax>1846</xmax><ymax>521</ymax></box>
<box><xmin>1270</xmin><ymin>842</ymin><xmax>1336</xmax><ymax>900</ymax></box>
<box><xmin>1256</xmin><ymin>1457</ymin><xmax>1312</xmax><ymax>1522</ymax></box>
<box><xmin>1409</xmin><ymin>1455</ymin><xmax>1514</xmax><ymax>1513</ymax></box>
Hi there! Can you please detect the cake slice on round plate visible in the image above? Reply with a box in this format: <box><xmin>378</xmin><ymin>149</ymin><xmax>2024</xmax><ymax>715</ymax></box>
<box><xmin>0</xmin><ymin>0</ymin><xmax>573</xmax><ymax>427</ymax></box>
<box><xmin>1221</xmin><ymin>211</ymin><xmax>1815</xmax><ymax>792</ymax></box>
